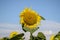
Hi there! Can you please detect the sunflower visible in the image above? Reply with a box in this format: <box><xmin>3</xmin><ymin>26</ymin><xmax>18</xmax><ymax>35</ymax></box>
<box><xmin>20</xmin><ymin>8</ymin><xmax>42</xmax><ymax>29</ymax></box>
<box><xmin>10</xmin><ymin>31</ymin><xmax>18</xmax><ymax>38</ymax></box>
<box><xmin>50</xmin><ymin>34</ymin><xmax>55</xmax><ymax>40</ymax></box>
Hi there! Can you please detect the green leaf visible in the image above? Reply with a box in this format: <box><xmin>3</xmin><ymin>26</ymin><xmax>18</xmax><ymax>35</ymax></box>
<box><xmin>29</xmin><ymin>32</ymin><xmax>46</xmax><ymax>40</ymax></box>
<box><xmin>40</xmin><ymin>16</ymin><xmax>45</xmax><ymax>20</ymax></box>
<box><xmin>10</xmin><ymin>33</ymin><xmax>24</xmax><ymax>40</ymax></box>
<box><xmin>37</xmin><ymin>32</ymin><xmax>46</xmax><ymax>40</ymax></box>
<box><xmin>54</xmin><ymin>31</ymin><xmax>60</xmax><ymax>40</ymax></box>
<box><xmin>2</xmin><ymin>37</ymin><xmax>9</xmax><ymax>40</ymax></box>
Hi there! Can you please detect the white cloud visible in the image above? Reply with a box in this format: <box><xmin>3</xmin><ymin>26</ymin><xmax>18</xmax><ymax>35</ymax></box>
<box><xmin>33</xmin><ymin>20</ymin><xmax>60</xmax><ymax>36</ymax></box>
<box><xmin>0</xmin><ymin>23</ymin><xmax>17</xmax><ymax>27</ymax></box>
<box><xmin>41</xmin><ymin>20</ymin><xmax>60</xmax><ymax>28</ymax></box>
<box><xmin>0</xmin><ymin>20</ymin><xmax>60</xmax><ymax>40</ymax></box>
<box><xmin>0</xmin><ymin>23</ymin><xmax>19</xmax><ymax>30</ymax></box>
<box><xmin>33</xmin><ymin>30</ymin><xmax>53</xmax><ymax>36</ymax></box>
<box><xmin>0</xmin><ymin>23</ymin><xmax>24</xmax><ymax>38</ymax></box>
<box><xmin>40</xmin><ymin>20</ymin><xmax>60</xmax><ymax>33</ymax></box>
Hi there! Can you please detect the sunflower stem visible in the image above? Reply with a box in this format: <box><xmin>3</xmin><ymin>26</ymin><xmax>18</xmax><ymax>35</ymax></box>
<box><xmin>30</xmin><ymin>32</ymin><xmax>33</xmax><ymax>40</ymax></box>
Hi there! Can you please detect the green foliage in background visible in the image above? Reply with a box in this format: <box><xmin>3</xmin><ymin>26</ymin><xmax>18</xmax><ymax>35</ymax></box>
<box><xmin>0</xmin><ymin>33</ymin><xmax>24</xmax><ymax>40</ymax></box>
<box><xmin>54</xmin><ymin>31</ymin><xmax>60</xmax><ymax>40</ymax></box>
<box><xmin>30</xmin><ymin>32</ymin><xmax>46</xmax><ymax>40</ymax></box>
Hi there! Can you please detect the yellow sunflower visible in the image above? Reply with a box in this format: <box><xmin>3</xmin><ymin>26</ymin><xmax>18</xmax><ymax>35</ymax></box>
<box><xmin>50</xmin><ymin>34</ymin><xmax>55</xmax><ymax>40</ymax></box>
<box><xmin>19</xmin><ymin>8</ymin><xmax>42</xmax><ymax>29</ymax></box>
<box><xmin>10</xmin><ymin>31</ymin><xmax>18</xmax><ymax>38</ymax></box>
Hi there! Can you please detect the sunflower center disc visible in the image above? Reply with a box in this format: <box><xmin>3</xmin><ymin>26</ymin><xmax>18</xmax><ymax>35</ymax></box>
<box><xmin>24</xmin><ymin>11</ymin><xmax>37</xmax><ymax>25</ymax></box>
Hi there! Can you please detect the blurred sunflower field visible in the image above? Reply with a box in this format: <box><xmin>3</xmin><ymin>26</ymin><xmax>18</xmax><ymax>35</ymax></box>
<box><xmin>0</xmin><ymin>8</ymin><xmax>60</xmax><ymax>40</ymax></box>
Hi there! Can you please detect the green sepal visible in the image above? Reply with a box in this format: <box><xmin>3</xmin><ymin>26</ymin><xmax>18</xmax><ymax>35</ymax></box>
<box><xmin>23</xmin><ymin>26</ymin><xmax>39</xmax><ymax>33</ymax></box>
<box><xmin>22</xmin><ymin>24</ymin><xmax>27</xmax><ymax>32</ymax></box>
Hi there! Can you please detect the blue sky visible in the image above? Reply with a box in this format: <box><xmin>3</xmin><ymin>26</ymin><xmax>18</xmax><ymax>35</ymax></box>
<box><xmin>0</xmin><ymin>0</ymin><xmax>60</xmax><ymax>24</ymax></box>
<box><xmin>0</xmin><ymin>0</ymin><xmax>60</xmax><ymax>40</ymax></box>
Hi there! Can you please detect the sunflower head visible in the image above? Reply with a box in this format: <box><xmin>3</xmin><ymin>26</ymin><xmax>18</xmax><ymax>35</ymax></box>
<box><xmin>10</xmin><ymin>31</ymin><xmax>18</xmax><ymax>38</ymax></box>
<box><xmin>20</xmin><ymin>8</ymin><xmax>43</xmax><ymax>29</ymax></box>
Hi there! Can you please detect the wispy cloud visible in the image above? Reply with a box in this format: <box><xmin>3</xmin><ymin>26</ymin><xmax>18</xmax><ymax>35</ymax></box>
<box><xmin>41</xmin><ymin>20</ymin><xmax>60</xmax><ymax>28</ymax></box>
<box><xmin>0</xmin><ymin>20</ymin><xmax>60</xmax><ymax>40</ymax></box>
<box><xmin>40</xmin><ymin>20</ymin><xmax>60</xmax><ymax>33</ymax></box>
<box><xmin>0</xmin><ymin>23</ymin><xmax>19</xmax><ymax>30</ymax></box>
<box><xmin>0</xmin><ymin>23</ymin><xmax>24</xmax><ymax>38</ymax></box>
